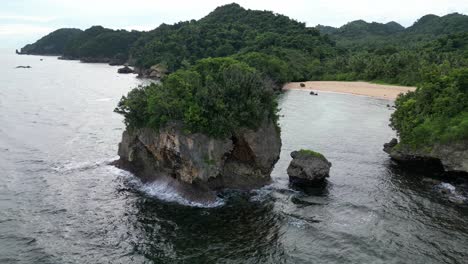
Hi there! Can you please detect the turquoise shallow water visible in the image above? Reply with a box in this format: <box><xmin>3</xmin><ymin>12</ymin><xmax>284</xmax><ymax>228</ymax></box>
<box><xmin>0</xmin><ymin>50</ymin><xmax>467</xmax><ymax>264</ymax></box>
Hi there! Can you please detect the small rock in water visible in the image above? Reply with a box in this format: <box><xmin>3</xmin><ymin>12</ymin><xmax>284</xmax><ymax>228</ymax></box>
<box><xmin>309</xmin><ymin>91</ymin><xmax>318</xmax><ymax>96</ymax></box>
<box><xmin>16</xmin><ymin>65</ymin><xmax>31</xmax><ymax>69</ymax></box>
<box><xmin>287</xmin><ymin>149</ymin><xmax>331</xmax><ymax>187</ymax></box>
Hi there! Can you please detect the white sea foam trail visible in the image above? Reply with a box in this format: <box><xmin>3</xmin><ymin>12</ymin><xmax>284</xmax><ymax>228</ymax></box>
<box><xmin>109</xmin><ymin>166</ymin><xmax>225</xmax><ymax>208</ymax></box>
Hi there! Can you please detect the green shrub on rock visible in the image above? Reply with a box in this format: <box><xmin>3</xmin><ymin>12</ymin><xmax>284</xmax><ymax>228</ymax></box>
<box><xmin>115</xmin><ymin>57</ymin><xmax>279</xmax><ymax>138</ymax></box>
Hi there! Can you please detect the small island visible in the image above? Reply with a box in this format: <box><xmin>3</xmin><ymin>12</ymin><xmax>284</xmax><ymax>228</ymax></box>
<box><xmin>113</xmin><ymin>58</ymin><xmax>282</xmax><ymax>201</ymax></box>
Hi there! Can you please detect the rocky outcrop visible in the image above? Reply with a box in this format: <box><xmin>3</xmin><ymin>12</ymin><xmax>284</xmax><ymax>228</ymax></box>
<box><xmin>384</xmin><ymin>138</ymin><xmax>468</xmax><ymax>175</ymax></box>
<box><xmin>135</xmin><ymin>64</ymin><xmax>168</xmax><ymax>79</ymax></box>
<box><xmin>114</xmin><ymin>121</ymin><xmax>281</xmax><ymax>201</ymax></box>
<box><xmin>287</xmin><ymin>150</ymin><xmax>332</xmax><ymax>186</ymax></box>
<box><xmin>118</xmin><ymin>66</ymin><xmax>134</xmax><ymax>74</ymax></box>
<box><xmin>383</xmin><ymin>138</ymin><xmax>398</xmax><ymax>153</ymax></box>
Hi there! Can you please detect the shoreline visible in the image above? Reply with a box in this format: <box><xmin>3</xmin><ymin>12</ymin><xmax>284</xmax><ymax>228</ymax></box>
<box><xmin>283</xmin><ymin>81</ymin><xmax>416</xmax><ymax>100</ymax></box>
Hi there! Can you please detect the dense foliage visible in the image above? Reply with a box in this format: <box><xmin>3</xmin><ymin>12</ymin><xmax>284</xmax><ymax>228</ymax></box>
<box><xmin>63</xmin><ymin>26</ymin><xmax>141</xmax><ymax>60</ymax></box>
<box><xmin>114</xmin><ymin>58</ymin><xmax>278</xmax><ymax>137</ymax></box>
<box><xmin>315</xmin><ymin>13</ymin><xmax>468</xmax><ymax>86</ymax></box>
<box><xmin>130</xmin><ymin>3</ymin><xmax>335</xmax><ymax>78</ymax></box>
<box><xmin>390</xmin><ymin>69</ymin><xmax>468</xmax><ymax>149</ymax></box>
<box><xmin>20</xmin><ymin>28</ymin><xmax>82</xmax><ymax>55</ymax></box>
<box><xmin>21</xmin><ymin>4</ymin><xmax>468</xmax><ymax>145</ymax></box>
<box><xmin>21</xmin><ymin>26</ymin><xmax>141</xmax><ymax>62</ymax></box>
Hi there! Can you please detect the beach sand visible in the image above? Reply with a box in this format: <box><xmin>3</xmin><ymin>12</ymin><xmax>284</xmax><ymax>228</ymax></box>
<box><xmin>283</xmin><ymin>81</ymin><xmax>416</xmax><ymax>100</ymax></box>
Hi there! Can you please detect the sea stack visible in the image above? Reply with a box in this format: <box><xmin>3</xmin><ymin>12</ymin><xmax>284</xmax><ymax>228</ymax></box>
<box><xmin>115</xmin><ymin>121</ymin><xmax>281</xmax><ymax>201</ymax></box>
<box><xmin>287</xmin><ymin>149</ymin><xmax>331</xmax><ymax>186</ymax></box>
<box><xmin>113</xmin><ymin>58</ymin><xmax>282</xmax><ymax>202</ymax></box>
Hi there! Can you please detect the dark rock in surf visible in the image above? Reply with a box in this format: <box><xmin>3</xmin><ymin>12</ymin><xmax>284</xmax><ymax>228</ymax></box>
<box><xmin>118</xmin><ymin>66</ymin><xmax>134</xmax><ymax>74</ymax></box>
<box><xmin>287</xmin><ymin>150</ymin><xmax>331</xmax><ymax>186</ymax></box>
<box><xmin>16</xmin><ymin>65</ymin><xmax>31</xmax><ymax>69</ymax></box>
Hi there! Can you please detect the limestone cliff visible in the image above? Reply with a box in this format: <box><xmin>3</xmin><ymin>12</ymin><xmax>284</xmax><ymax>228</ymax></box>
<box><xmin>115</xmin><ymin>121</ymin><xmax>281</xmax><ymax>199</ymax></box>
<box><xmin>384</xmin><ymin>138</ymin><xmax>468</xmax><ymax>175</ymax></box>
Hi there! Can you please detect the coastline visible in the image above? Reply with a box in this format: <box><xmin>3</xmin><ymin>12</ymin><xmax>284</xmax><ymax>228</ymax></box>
<box><xmin>283</xmin><ymin>81</ymin><xmax>416</xmax><ymax>100</ymax></box>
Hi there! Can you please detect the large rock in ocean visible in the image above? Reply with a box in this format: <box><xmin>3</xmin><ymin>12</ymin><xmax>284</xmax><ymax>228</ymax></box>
<box><xmin>287</xmin><ymin>150</ymin><xmax>332</xmax><ymax>186</ymax></box>
<box><xmin>114</xmin><ymin>121</ymin><xmax>281</xmax><ymax>201</ymax></box>
<box><xmin>384</xmin><ymin>138</ymin><xmax>468</xmax><ymax>176</ymax></box>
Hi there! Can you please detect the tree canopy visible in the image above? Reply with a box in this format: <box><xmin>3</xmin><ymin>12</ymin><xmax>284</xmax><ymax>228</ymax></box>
<box><xmin>114</xmin><ymin>57</ymin><xmax>278</xmax><ymax>137</ymax></box>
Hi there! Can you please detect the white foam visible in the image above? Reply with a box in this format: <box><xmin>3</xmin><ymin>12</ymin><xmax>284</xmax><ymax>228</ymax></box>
<box><xmin>53</xmin><ymin>157</ymin><xmax>118</xmax><ymax>173</ymax></box>
<box><xmin>109</xmin><ymin>166</ymin><xmax>225</xmax><ymax>208</ymax></box>
<box><xmin>437</xmin><ymin>182</ymin><xmax>456</xmax><ymax>193</ymax></box>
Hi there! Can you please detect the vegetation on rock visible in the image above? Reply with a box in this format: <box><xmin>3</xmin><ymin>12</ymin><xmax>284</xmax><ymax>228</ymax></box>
<box><xmin>115</xmin><ymin>57</ymin><xmax>279</xmax><ymax>137</ymax></box>
<box><xmin>298</xmin><ymin>149</ymin><xmax>326</xmax><ymax>160</ymax></box>
<box><xmin>390</xmin><ymin>69</ymin><xmax>468</xmax><ymax>149</ymax></box>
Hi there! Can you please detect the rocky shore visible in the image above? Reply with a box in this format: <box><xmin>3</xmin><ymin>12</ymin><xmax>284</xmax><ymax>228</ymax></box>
<box><xmin>384</xmin><ymin>138</ymin><xmax>468</xmax><ymax>176</ymax></box>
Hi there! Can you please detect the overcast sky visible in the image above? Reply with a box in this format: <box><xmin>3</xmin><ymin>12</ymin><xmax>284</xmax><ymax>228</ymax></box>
<box><xmin>1</xmin><ymin>0</ymin><xmax>467</xmax><ymax>48</ymax></box>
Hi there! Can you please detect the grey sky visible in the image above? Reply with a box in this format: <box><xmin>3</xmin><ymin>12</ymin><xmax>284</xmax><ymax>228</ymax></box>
<box><xmin>1</xmin><ymin>0</ymin><xmax>467</xmax><ymax>48</ymax></box>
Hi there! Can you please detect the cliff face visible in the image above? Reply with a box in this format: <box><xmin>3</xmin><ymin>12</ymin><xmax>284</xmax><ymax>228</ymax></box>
<box><xmin>384</xmin><ymin>139</ymin><xmax>468</xmax><ymax>175</ymax></box>
<box><xmin>115</xmin><ymin>121</ymin><xmax>281</xmax><ymax>199</ymax></box>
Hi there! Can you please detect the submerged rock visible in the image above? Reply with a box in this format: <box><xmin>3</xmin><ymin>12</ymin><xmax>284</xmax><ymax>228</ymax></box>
<box><xmin>114</xmin><ymin>121</ymin><xmax>281</xmax><ymax>201</ymax></box>
<box><xmin>15</xmin><ymin>65</ymin><xmax>31</xmax><ymax>69</ymax></box>
<box><xmin>117</xmin><ymin>66</ymin><xmax>134</xmax><ymax>74</ymax></box>
<box><xmin>383</xmin><ymin>138</ymin><xmax>468</xmax><ymax>176</ymax></box>
<box><xmin>287</xmin><ymin>150</ymin><xmax>331</xmax><ymax>186</ymax></box>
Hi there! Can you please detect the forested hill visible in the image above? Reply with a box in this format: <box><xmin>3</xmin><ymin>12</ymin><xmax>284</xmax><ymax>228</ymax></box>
<box><xmin>19</xmin><ymin>28</ymin><xmax>82</xmax><ymax>55</ymax></box>
<box><xmin>19</xmin><ymin>3</ymin><xmax>335</xmax><ymax>76</ymax></box>
<box><xmin>19</xmin><ymin>4</ymin><xmax>468</xmax><ymax>86</ymax></box>
<box><xmin>130</xmin><ymin>3</ymin><xmax>335</xmax><ymax>71</ymax></box>
<box><xmin>317</xmin><ymin>12</ymin><xmax>468</xmax><ymax>48</ymax></box>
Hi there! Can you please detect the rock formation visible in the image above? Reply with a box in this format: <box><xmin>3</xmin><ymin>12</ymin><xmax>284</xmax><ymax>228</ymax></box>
<box><xmin>114</xmin><ymin>121</ymin><xmax>281</xmax><ymax>201</ymax></box>
<box><xmin>287</xmin><ymin>150</ymin><xmax>332</xmax><ymax>186</ymax></box>
<box><xmin>384</xmin><ymin>138</ymin><xmax>468</xmax><ymax>176</ymax></box>
<box><xmin>135</xmin><ymin>64</ymin><xmax>168</xmax><ymax>79</ymax></box>
<box><xmin>118</xmin><ymin>66</ymin><xmax>134</xmax><ymax>74</ymax></box>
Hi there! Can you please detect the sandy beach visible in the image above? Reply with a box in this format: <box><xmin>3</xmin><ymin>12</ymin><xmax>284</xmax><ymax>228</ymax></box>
<box><xmin>283</xmin><ymin>81</ymin><xmax>416</xmax><ymax>100</ymax></box>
